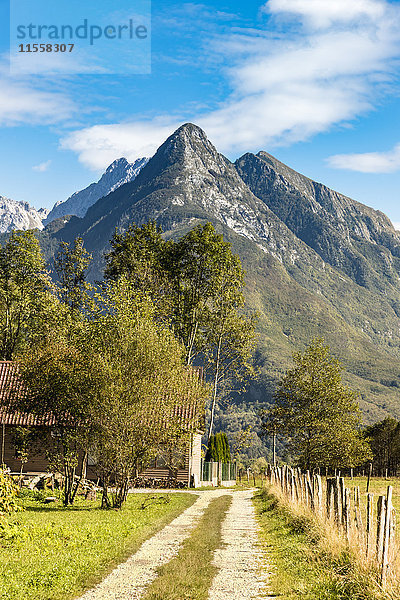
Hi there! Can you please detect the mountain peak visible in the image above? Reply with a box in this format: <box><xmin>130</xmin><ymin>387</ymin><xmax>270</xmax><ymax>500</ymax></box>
<box><xmin>151</xmin><ymin>122</ymin><xmax>222</xmax><ymax>172</ymax></box>
<box><xmin>105</xmin><ymin>157</ymin><xmax>130</xmax><ymax>173</ymax></box>
<box><xmin>173</xmin><ymin>122</ymin><xmax>207</xmax><ymax>138</ymax></box>
<box><xmin>45</xmin><ymin>156</ymin><xmax>148</xmax><ymax>224</ymax></box>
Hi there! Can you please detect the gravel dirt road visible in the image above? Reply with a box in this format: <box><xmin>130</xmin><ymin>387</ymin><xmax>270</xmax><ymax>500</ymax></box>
<box><xmin>77</xmin><ymin>488</ymin><xmax>272</xmax><ymax>600</ymax></box>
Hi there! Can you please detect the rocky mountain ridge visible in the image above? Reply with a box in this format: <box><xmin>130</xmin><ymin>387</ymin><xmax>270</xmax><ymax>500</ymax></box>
<box><xmin>0</xmin><ymin>196</ymin><xmax>48</xmax><ymax>233</ymax></box>
<box><xmin>44</xmin><ymin>157</ymin><xmax>149</xmax><ymax>224</ymax></box>
<box><xmin>235</xmin><ymin>152</ymin><xmax>400</xmax><ymax>289</ymax></box>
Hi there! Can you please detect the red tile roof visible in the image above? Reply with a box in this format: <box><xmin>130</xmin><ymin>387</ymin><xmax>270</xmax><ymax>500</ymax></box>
<box><xmin>0</xmin><ymin>362</ymin><xmax>205</xmax><ymax>431</ymax></box>
<box><xmin>0</xmin><ymin>362</ymin><xmax>56</xmax><ymax>426</ymax></box>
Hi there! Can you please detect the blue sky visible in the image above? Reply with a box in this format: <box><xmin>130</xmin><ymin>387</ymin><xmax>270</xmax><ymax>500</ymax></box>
<box><xmin>1</xmin><ymin>0</ymin><xmax>400</xmax><ymax>228</ymax></box>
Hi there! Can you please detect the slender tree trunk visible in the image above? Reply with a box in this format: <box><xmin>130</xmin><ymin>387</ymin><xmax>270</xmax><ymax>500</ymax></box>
<box><xmin>101</xmin><ymin>475</ymin><xmax>111</xmax><ymax>509</ymax></box>
<box><xmin>208</xmin><ymin>335</ymin><xmax>222</xmax><ymax>443</ymax></box>
<box><xmin>186</xmin><ymin>320</ymin><xmax>198</xmax><ymax>366</ymax></box>
<box><xmin>71</xmin><ymin>451</ymin><xmax>88</xmax><ymax>504</ymax></box>
<box><xmin>1</xmin><ymin>423</ymin><xmax>5</xmax><ymax>465</ymax></box>
<box><xmin>272</xmin><ymin>430</ymin><xmax>276</xmax><ymax>468</ymax></box>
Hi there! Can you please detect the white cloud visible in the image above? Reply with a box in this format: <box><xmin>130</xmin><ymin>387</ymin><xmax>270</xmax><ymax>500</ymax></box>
<box><xmin>32</xmin><ymin>160</ymin><xmax>52</xmax><ymax>173</ymax></box>
<box><xmin>328</xmin><ymin>144</ymin><xmax>400</xmax><ymax>173</ymax></box>
<box><xmin>0</xmin><ymin>59</ymin><xmax>76</xmax><ymax>126</ymax></box>
<box><xmin>61</xmin><ymin>0</ymin><xmax>400</xmax><ymax>169</ymax></box>
<box><xmin>62</xmin><ymin>118</ymin><xmax>182</xmax><ymax>170</ymax></box>
<box><xmin>265</xmin><ymin>0</ymin><xmax>385</xmax><ymax>28</ymax></box>
<box><xmin>392</xmin><ymin>221</ymin><xmax>400</xmax><ymax>231</ymax></box>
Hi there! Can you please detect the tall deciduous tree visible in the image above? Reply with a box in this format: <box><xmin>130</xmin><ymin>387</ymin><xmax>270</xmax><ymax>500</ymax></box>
<box><xmin>104</xmin><ymin>221</ymin><xmax>172</xmax><ymax>317</ymax></box>
<box><xmin>0</xmin><ymin>230</ymin><xmax>55</xmax><ymax>360</ymax></box>
<box><xmin>264</xmin><ymin>338</ymin><xmax>372</xmax><ymax>470</ymax></box>
<box><xmin>205</xmin><ymin>305</ymin><xmax>257</xmax><ymax>442</ymax></box>
<box><xmin>86</xmin><ymin>278</ymin><xmax>207</xmax><ymax>508</ymax></box>
<box><xmin>104</xmin><ymin>221</ymin><xmax>258</xmax><ymax>441</ymax></box>
<box><xmin>17</xmin><ymin>277</ymin><xmax>207</xmax><ymax>508</ymax></box>
<box><xmin>54</xmin><ymin>237</ymin><xmax>92</xmax><ymax>317</ymax></box>
<box><xmin>169</xmin><ymin>223</ymin><xmax>246</xmax><ymax>364</ymax></box>
<box><xmin>16</xmin><ymin>333</ymin><xmax>104</xmax><ymax>506</ymax></box>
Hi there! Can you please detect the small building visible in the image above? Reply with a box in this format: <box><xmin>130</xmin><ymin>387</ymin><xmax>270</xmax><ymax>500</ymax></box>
<box><xmin>0</xmin><ymin>361</ymin><xmax>204</xmax><ymax>486</ymax></box>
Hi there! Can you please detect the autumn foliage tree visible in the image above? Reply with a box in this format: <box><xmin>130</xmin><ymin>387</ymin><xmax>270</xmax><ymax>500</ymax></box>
<box><xmin>263</xmin><ymin>338</ymin><xmax>372</xmax><ymax>470</ymax></box>
<box><xmin>0</xmin><ymin>231</ymin><xmax>56</xmax><ymax>360</ymax></box>
<box><xmin>86</xmin><ymin>278</ymin><xmax>207</xmax><ymax>508</ymax></box>
<box><xmin>17</xmin><ymin>277</ymin><xmax>207</xmax><ymax>508</ymax></box>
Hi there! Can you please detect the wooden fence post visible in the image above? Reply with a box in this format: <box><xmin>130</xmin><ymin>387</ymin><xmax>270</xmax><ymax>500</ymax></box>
<box><xmin>315</xmin><ymin>474</ymin><xmax>322</xmax><ymax>514</ymax></box>
<box><xmin>286</xmin><ymin>466</ymin><xmax>290</xmax><ymax>497</ymax></box>
<box><xmin>333</xmin><ymin>477</ymin><xmax>342</xmax><ymax>529</ymax></box>
<box><xmin>366</xmin><ymin>462</ymin><xmax>372</xmax><ymax>493</ymax></box>
<box><xmin>293</xmin><ymin>472</ymin><xmax>299</xmax><ymax>502</ymax></box>
<box><xmin>306</xmin><ymin>471</ymin><xmax>315</xmax><ymax>511</ymax></box>
<box><xmin>326</xmin><ymin>478</ymin><xmax>334</xmax><ymax>519</ymax></box>
<box><xmin>389</xmin><ymin>507</ymin><xmax>396</xmax><ymax>572</ymax></box>
<box><xmin>354</xmin><ymin>486</ymin><xmax>364</xmax><ymax>540</ymax></box>
<box><xmin>290</xmin><ymin>472</ymin><xmax>295</xmax><ymax>502</ymax></box>
<box><xmin>376</xmin><ymin>495</ymin><xmax>386</xmax><ymax>564</ymax></box>
<box><xmin>343</xmin><ymin>488</ymin><xmax>351</xmax><ymax>541</ymax></box>
<box><xmin>298</xmin><ymin>469</ymin><xmax>304</xmax><ymax>502</ymax></box>
<box><xmin>381</xmin><ymin>486</ymin><xmax>393</xmax><ymax>588</ymax></box>
<box><xmin>303</xmin><ymin>474</ymin><xmax>309</xmax><ymax>506</ymax></box>
<box><xmin>366</xmin><ymin>493</ymin><xmax>373</xmax><ymax>558</ymax></box>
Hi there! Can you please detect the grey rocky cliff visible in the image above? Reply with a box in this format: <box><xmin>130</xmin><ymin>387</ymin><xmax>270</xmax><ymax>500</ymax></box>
<box><xmin>235</xmin><ymin>151</ymin><xmax>400</xmax><ymax>288</ymax></box>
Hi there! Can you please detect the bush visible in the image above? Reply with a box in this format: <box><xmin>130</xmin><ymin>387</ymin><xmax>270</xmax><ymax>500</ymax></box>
<box><xmin>0</xmin><ymin>469</ymin><xmax>21</xmax><ymax>516</ymax></box>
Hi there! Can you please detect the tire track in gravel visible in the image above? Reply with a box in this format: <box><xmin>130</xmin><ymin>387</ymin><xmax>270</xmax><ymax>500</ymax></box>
<box><xmin>208</xmin><ymin>489</ymin><xmax>273</xmax><ymax>600</ymax></box>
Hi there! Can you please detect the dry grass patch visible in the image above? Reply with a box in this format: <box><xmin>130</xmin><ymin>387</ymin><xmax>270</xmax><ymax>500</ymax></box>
<box><xmin>255</xmin><ymin>486</ymin><xmax>397</xmax><ymax>600</ymax></box>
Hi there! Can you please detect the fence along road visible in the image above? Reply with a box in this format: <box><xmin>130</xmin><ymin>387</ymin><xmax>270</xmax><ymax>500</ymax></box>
<box><xmin>269</xmin><ymin>465</ymin><xmax>397</xmax><ymax>589</ymax></box>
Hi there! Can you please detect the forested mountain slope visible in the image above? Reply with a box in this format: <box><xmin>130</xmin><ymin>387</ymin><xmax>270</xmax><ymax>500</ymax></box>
<box><xmin>34</xmin><ymin>124</ymin><xmax>400</xmax><ymax>450</ymax></box>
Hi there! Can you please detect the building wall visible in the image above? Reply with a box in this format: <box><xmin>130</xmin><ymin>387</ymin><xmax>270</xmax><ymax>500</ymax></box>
<box><xmin>1</xmin><ymin>425</ymin><xmax>51</xmax><ymax>473</ymax></box>
<box><xmin>139</xmin><ymin>432</ymin><xmax>203</xmax><ymax>485</ymax></box>
<box><xmin>190</xmin><ymin>432</ymin><xmax>202</xmax><ymax>486</ymax></box>
<box><xmin>140</xmin><ymin>446</ymin><xmax>190</xmax><ymax>483</ymax></box>
<box><xmin>2</xmin><ymin>425</ymin><xmax>204</xmax><ymax>485</ymax></box>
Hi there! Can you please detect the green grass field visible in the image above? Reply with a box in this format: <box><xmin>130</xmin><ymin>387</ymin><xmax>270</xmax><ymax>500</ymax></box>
<box><xmin>0</xmin><ymin>492</ymin><xmax>195</xmax><ymax>600</ymax></box>
<box><xmin>341</xmin><ymin>476</ymin><xmax>400</xmax><ymax>513</ymax></box>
